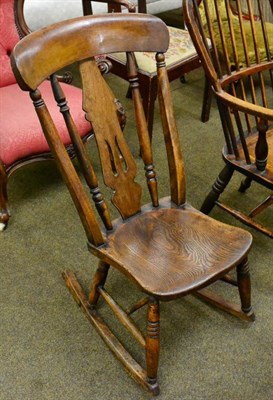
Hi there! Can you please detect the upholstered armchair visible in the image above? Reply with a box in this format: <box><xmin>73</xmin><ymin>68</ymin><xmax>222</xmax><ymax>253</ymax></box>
<box><xmin>0</xmin><ymin>0</ymin><xmax>93</xmax><ymax>230</ymax></box>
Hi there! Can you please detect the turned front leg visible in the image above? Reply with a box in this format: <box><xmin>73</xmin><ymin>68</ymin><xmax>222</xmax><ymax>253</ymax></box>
<box><xmin>89</xmin><ymin>261</ymin><xmax>110</xmax><ymax>306</ymax></box>
<box><xmin>238</xmin><ymin>176</ymin><xmax>252</xmax><ymax>193</ymax></box>
<box><xmin>255</xmin><ymin>119</ymin><xmax>268</xmax><ymax>171</ymax></box>
<box><xmin>201</xmin><ymin>165</ymin><xmax>234</xmax><ymax>214</ymax></box>
<box><xmin>146</xmin><ymin>297</ymin><xmax>160</xmax><ymax>389</ymax></box>
<box><xmin>237</xmin><ymin>258</ymin><xmax>255</xmax><ymax>320</ymax></box>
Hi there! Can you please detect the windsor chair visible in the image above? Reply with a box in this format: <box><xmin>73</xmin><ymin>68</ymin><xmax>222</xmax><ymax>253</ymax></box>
<box><xmin>184</xmin><ymin>0</ymin><xmax>273</xmax><ymax>238</ymax></box>
<box><xmin>11</xmin><ymin>13</ymin><xmax>255</xmax><ymax>394</ymax></box>
<box><xmin>81</xmin><ymin>0</ymin><xmax>212</xmax><ymax>138</ymax></box>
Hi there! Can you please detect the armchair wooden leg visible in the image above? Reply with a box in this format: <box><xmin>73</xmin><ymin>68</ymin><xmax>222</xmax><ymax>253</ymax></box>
<box><xmin>89</xmin><ymin>261</ymin><xmax>110</xmax><ymax>307</ymax></box>
<box><xmin>201</xmin><ymin>164</ymin><xmax>234</xmax><ymax>214</ymax></box>
<box><xmin>0</xmin><ymin>163</ymin><xmax>10</xmax><ymax>231</ymax></box>
<box><xmin>237</xmin><ymin>258</ymin><xmax>255</xmax><ymax>321</ymax></box>
<box><xmin>146</xmin><ymin>297</ymin><xmax>160</xmax><ymax>395</ymax></box>
<box><xmin>239</xmin><ymin>176</ymin><xmax>252</xmax><ymax>193</ymax></box>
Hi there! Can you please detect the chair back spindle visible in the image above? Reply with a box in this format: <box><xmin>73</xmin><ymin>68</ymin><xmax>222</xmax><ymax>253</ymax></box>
<box><xmin>126</xmin><ymin>52</ymin><xmax>159</xmax><ymax>207</ymax></box>
<box><xmin>50</xmin><ymin>73</ymin><xmax>113</xmax><ymax>230</ymax></box>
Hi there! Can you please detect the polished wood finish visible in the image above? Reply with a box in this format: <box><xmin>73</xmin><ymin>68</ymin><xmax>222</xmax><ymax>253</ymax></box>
<box><xmin>81</xmin><ymin>0</ymin><xmax>212</xmax><ymax>138</ymax></box>
<box><xmin>11</xmin><ymin>14</ymin><xmax>255</xmax><ymax>394</ymax></box>
<box><xmin>184</xmin><ymin>0</ymin><xmax>273</xmax><ymax>238</ymax></box>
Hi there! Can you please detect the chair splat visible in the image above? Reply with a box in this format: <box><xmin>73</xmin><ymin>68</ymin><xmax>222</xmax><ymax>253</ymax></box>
<box><xmin>80</xmin><ymin>58</ymin><xmax>142</xmax><ymax>219</ymax></box>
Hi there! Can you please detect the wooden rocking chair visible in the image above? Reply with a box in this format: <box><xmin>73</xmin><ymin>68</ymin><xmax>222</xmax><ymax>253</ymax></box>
<box><xmin>11</xmin><ymin>13</ymin><xmax>255</xmax><ymax>395</ymax></box>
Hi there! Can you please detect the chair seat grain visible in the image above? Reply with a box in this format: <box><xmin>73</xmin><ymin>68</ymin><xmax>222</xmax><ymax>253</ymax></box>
<box><xmin>103</xmin><ymin>207</ymin><xmax>252</xmax><ymax>299</ymax></box>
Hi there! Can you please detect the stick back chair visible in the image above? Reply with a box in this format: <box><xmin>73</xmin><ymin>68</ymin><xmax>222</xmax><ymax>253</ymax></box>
<box><xmin>11</xmin><ymin>13</ymin><xmax>255</xmax><ymax>395</ymax></box>
<box><xmin>0</xmin><ymin>0</ymin><xmax>97</xmax><ymax>230</ymax></box>
<box><xmin>81</xmin><ymin>0</ymin><xmax>212</xmax><ymax>137</ymax></box>
<box><xmin>184</xmin><ymin>0</ymin><xmax>273</xmax><ymax>238</ymax></box>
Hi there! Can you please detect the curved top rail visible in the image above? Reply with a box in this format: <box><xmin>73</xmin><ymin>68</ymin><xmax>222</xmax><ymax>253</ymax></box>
<box><xmin>11</xmin><ymin>13</ymin><xmax>169</xmax><ymax>90</ymax></box>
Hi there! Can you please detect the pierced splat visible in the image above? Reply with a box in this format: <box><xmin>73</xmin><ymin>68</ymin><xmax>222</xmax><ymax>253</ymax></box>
<box><xmin>79</xmin><ymin>58</ymin><xmax>142</xmax><ymax>220</ymax></box>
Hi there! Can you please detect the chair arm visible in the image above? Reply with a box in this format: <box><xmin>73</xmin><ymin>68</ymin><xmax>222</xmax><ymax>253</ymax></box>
<box><xmin>215</xmin><ymin>89</ymin><xmax>273</xmax><ymax>122</ymax></box>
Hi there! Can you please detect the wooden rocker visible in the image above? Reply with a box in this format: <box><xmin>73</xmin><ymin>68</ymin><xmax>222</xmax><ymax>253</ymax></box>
<box><xmin>11</xmin><ymin>13</ymin><xmax>255</xmax><ymax>395</ymax></box>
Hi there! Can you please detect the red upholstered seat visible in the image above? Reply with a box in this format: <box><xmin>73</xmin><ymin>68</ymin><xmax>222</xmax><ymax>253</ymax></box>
<box><xmin>0</xmin><ymin>0</ymin><xmax>91</xmax><ymax>167</ymax></box>
<box><xmin>0</xmin><ymin>81</ymin><xmax>91</xmax><ymax>166</ymax></box>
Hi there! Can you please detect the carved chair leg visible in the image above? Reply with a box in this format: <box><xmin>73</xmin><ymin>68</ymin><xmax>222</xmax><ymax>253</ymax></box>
<box><xmin>201</xmin><ymin>164</ymin><xmax>234</xmax><ymax>214</ymax></box>
<box><xmin>146</xmin><ymin>297</ymin><xmax>160</xmax><ymax>395</ymax></box>
<box><xmin>238</xmin><ymin>176</ymin><xmax>252</xmax><ymax>193</ymax></box>
<box><xmin>89</xmin><ymin>261</ymin><xmax>110</xmax><ymax>307</ymax></box>
<box><xmin>0</xmin><ymin>163</ymin><xmax>10</xmax><ymax>231</ymax></box>
<box><xmin>236</xmin><ymin>258</ymin><xmax>255</xmax><ymax>321</ymax></box>
<box><xmin>201</xmin><ymin>75</ymin><xmax>212</xmax><ymax>123</ymax></box>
